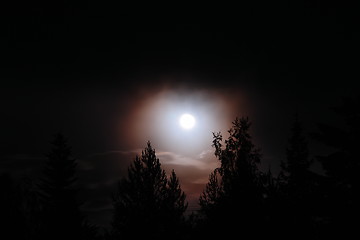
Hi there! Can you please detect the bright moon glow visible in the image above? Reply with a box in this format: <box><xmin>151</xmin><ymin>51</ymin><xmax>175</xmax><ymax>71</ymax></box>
<box><xmin>179</xmin><ymin>114</ymin><xmax>196</xmax><ymax>130</ymax></box>
<box><xmin>132</xmin><ymin>89</ymin><xmax>235</xmax><ymax>155</ymax></box>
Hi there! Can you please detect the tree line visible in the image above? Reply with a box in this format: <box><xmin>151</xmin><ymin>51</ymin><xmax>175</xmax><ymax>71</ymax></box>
<box><xmin>1</xmin><ymin>96</ymin><xmax>359</xmax><ymax>239</ymax></box>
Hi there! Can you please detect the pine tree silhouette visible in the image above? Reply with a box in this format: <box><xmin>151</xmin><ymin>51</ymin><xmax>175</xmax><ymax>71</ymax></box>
<box><xmin>0</xmin><ymin>173</ymin><xmax>27</xmax><ymax>239</ymax></box>
<box><xmin>0</xmin><ymin>172</ymin><xmax>43</xmax><ymax>240</ymax></box>
<box><xmin>20</xmin><ymin>176</ymin><xmax>43</xmax><ymax>240</ymax></box>
<box><xmin>313</xmin><ymin>96</ymin><xmax>360</xmax><ymax>238</ymax></box>
<box><xmin>166</xmin><ymin>170</ymin><xmax>188</xmax><ymax>226</ymax></box>
<box><xmin>279</xmin><ymin>115</ymin><xmax>321</xmax><ymax>239</ymax></box>
<box><xmin>199</xmin><ymin>117</ymin><xmax>264</xmax><ymax>238</ymax></box>
<box><xmin>199</xmin><ymin>168</ymin><xmax>222</xmax><ymax>217</ymax></box>
<box><xmin>112</xmin><ymin>141</ymin><xmax>187</xmax><ymax>239</ymax></box>
<box><xmin>38</xmin><ymin>133</ymin><xmax>84</xmax><ymax>240</ymax></box>
<box><xmin>281</xmin><ymin>114</ymin><xmax>311</xmax><ymax>181</ymax></box>
<box><xmin>259</xmin><ymin>167</ymin><xmax>285</xmax><ymax>238</ymax></box>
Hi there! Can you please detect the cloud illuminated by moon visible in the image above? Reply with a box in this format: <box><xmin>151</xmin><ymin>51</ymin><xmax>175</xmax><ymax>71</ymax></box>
<box><xmin>128</xmin><ymin>88</ymin><xmax>237</xmax><ymax>157</ymax></box>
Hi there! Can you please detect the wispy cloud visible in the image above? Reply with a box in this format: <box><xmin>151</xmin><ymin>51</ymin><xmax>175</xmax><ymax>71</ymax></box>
<box><xmin>157</xmin><ymin>148</ymin><xmax>218</xmax><ymax>171</ymax></box>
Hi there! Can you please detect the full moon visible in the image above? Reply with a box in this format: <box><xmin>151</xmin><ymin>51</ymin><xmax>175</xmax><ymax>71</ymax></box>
<box><xmin>179</xmin><ymin>114</ymin><xmax>196</xmax><ymax>130</ymax></box>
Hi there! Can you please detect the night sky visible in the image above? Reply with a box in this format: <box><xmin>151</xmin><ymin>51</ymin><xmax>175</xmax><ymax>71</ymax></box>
<box><xmin>1</xmin><ymin>1</ymin><xmax>358</xmax><ymax>228</ymax></box>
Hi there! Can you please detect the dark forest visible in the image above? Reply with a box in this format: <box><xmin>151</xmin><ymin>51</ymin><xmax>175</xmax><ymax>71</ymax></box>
<box><xmin>2</xmin><ymin>96</ymin><xmax>359</xmax><ymax>239</ymax></box>
<box><xmin>1</xmin><ymin>1</ymin><xmax>359</xmax><ymax>240</ymax></box>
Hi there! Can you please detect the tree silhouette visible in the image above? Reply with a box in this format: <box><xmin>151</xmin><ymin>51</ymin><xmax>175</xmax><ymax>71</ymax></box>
<box><xmin>19</xmin><ymin>176</ymin><xmax>43</xmax><ymax>239</ymax></box>
<box><xmin>279</xmin><ymin>115</ymin><xmax>321</xmax><ymax>239</ymax></box>
<box><xmin>281</xmin><ymin>114</ymin><xmax>311</xmax><ymax>181</ymax></box>
<box><xmin>313</xmin><ymin>96</ymin><xmax>360</xmax><ymax>238</ymax></box>
<box><xmin>0</xmin><ymin>173</ymin><xmax>27</xmax><ymax>239</ymax></box>
<box><xmin>315</xmin><ymin>97</ymin><xmax>359</xmax><ymax>185</ymax></box>
<box><xmin>198</xmin><ymin>168</ymin><xmax>223</xmax><ymax>218</ymax></box>
<box><xmin>165</xmin><ymin>170</ymin><xmax>188</xmax><ymax>231</ymax></box>
<box><xmin>199</xmin><ymin>117</ymin><xmax>264</xmax><ymax>238</ymax></box>
<box><xmin>112</xmin><ymin>141</ymin><xmax>187</xmax><ymax>239</ymax></box>
<box><xmin>38</xmin><ymin>133</ymin><xmax>84</xmax><ymax>240</ymax></box>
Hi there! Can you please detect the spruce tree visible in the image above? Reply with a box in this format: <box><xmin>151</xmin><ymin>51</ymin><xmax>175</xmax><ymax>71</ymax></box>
<box><xmin>199</xmin><ymin>169</ymin><xmax>222</xmax><ymax>217</ymax></box>
<box><xmin>279</xmin><ymin>115</ymin><xmax>318</xmax><ymax>238</ymax></box>
<box><xmin>166</xmin><ymin>170</ymin><xmax>188</xmax><ymax>221</ymax></box>
<box><xmin>313</xmin><ymin>96</ymin><xmax>360</xmax><ymax>238</ymax></box>
<box><xmin>112</xmin><ymin>141</ymin><xmax>187</xmax><ymax>239</ymax></box>
<box><xmin>38</xmin><ymin>134</ymin><xmax>84</xmax><ymax>240</ymax></box>
<box><xmin>0</xmin><ymin>173</ymin><xmax>27</xmax><ymax>239</ymax></box>
<box><xmin>281</xmin><ymin>114</ymin><xmax>311</xmax><ymax>185</ymax></box>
